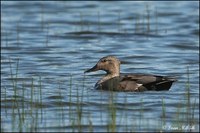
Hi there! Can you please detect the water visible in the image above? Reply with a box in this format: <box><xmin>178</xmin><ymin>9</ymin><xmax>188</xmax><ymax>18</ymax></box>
<box><xmin>1</xmin><ymin>1</ymin><xmax>199</xmax><ymax>132</ymax></box>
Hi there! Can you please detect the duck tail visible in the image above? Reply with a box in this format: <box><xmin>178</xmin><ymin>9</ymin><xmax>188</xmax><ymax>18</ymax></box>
<box><xmin>164</xmin><ymin>76</ymin><xmax>178</xmax><ymax>82</ymax></box>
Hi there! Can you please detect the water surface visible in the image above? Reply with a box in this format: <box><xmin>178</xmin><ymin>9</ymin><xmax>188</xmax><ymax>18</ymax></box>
<box><xmin>1</xmin><ymin>1</ymin><xmax>199</xmax><ymax>132</ymax></box>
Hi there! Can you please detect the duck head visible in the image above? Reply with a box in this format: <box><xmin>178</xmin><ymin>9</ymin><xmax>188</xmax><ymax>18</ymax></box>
<box><xmin>84</xmin><ymin>56</ymin><xmax>121</xmax><ymax>76</ymax></box>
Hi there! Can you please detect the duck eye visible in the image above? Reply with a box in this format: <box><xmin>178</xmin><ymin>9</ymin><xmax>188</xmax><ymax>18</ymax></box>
<box><xmin>102</xmin><ymin>59</ymin><xmax>107</xmax><ymax>62</ymax></box>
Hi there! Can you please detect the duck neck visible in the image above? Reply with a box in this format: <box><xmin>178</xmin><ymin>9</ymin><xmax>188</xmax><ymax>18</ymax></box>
<box><xmin>106</xmin><ymin>70</ymin><xmax>120</xmax><ymax>78</ymax></box>
<box><xmin>98</xmin><ymin>66</ymin><xmax>120</xmax><ymax>84</ymax></box>
<box><xmin>107</xmin><ymin>65</ymin><xmax>120</xmax><ymax>77</ymax></box>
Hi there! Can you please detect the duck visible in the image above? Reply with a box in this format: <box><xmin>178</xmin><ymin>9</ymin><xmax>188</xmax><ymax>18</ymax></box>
<box><xmin>84</xmin><ymin>56</ymin><xmax>177</xmax><ymax>92</ymax></box>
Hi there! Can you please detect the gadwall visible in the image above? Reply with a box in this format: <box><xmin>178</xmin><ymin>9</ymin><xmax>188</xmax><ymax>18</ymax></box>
<box><xmin>84</xmin><ymin>56</ymin><xmax>177</xmax><ymax>91</ymax></box>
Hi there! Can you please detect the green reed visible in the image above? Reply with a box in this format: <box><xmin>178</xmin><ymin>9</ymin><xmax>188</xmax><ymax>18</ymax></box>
<box><xmin>3</xmin><ymin>56</ymin><xmax>198</xmax><ymax>132</ymax></box>
<box><xmin>191</xmin><ymin>98</ymin><xmax>197</xmax><ymax>126</ymax></box>
<box><xmin>45</xmin><ymin>23</ymin><xmax>49</xmax><ymax>47</ymax></box>
<box><xmin>107</xmin><ymin>92</ymin><xmax>117</xmax><ymax>132</ymax></box>
<box><xmin>22</xmin><ymin>81</ymin><xmax>25</xmax><ymax>123</ymax></box>
<box><xmin>31</xmin><ymin>77</ymin><xmax>34</xmax><ymax>115</ymax></box>
<box><xmin>118</xmin><ymin>11</ymin><xmax>121</xmax><ymax>33</ymax></box>
<box><xmin>186</xmin><ymin>71</ymin><xmax>194</xmax><ymax>131</ymax></box>
<box><xmin>16</xmin><ymin>21</ymin><xmax>20</xmax><ymax>47</ymax></box>
<box><xmin>98</xmin><ymin>11</ymin><xmax>101</xmax><ymax>33</ymax></box>
<box><xmin>118</xmin><ymin>93</ymin><xmax>128</xmax><ymax>131</ymax></box>
<box><xmin>139</xmin><ymin>98</ymin><xmax>144</xmax><ymax>130</ymax></box>
<box><xmin>41</xmin><ymin>2</ymin><xmax>44</xmax><ymax>31</ymax></box>
<box><xmin>64</xmin><ymin>4</ymin><xmax>161</xmax><ymax>36</ymax></box>
<box><xmin>39</xmin><ymin>76</ymin><xmax>43</xmax><ymax>122</ymax></box>
<box><xmin>142</xmin><ymin>12</ymin><xmax>145</xmax><ymax>34</ymax></box>
<box><xmin>186</xmin><ymin>66</ymin><xmax>191</xmax><ymax>127</ymax></box>
<box><xmin>185</xmin><ymin>66</ymin><xmax>197</xmax><ymax>131</ymax></box>
<box><xmin>76</xmin><ymin>83</ymin><xmax>84</xmax><ymax>132</ymax></box>
<box><xmin>88</xmin><ymin>113</ymin><xmax>93</xmax><ymax>132</ymax></box>
<box><xmin>5</xmin><ymin>31</ymin><xmax>8</xmax><ymax>47</ymax></box>
<box><xmin>68</xmin><ymin>74</ymin><xmax>73</xmax><ymax>126</ymax></box>
<box><xmin>2</xmin><ymin>10</ymin><xmax>198</xmax><ymax>131</ymax></box>
<box><xmin>1</xmin><ymin>118</ymin><xmax>4</xmax><ymax>132</ymax></box>
<box><xmin>146</xmin><ymin>4</ymin><xmax>150</xmax><ymax>34</ymax></box>
<box><xmin>80</xmin><ymin>12</ymin><xmax>83</xmax><ymax>32</ymax></box>
<box><xmin>3</xmin><ymin>86</ymin><xmax>7</xmax><ymax>116</ymax></box>
<box><xmin>124</xmin><ymin>95</ymin><xmax>128</xmax><ymax>131</ymax></box>
<box><xmin>161</xmin><ymin>97</ymin><xmax>166</xmax><ymax>128</ymax></box>
<box><xmin>161</xmin><ymin>66</ymin><xmax>197</xmax><ymax>132</ymax></box>
<box><xmin>57</xmin><ymin>81</ymin><xmax>62</xmax><ymax>125</ymax></box>
<box><xmin>70</xmin><ymin>71</ymin><xmax>198</xmax><ymax>132</ymax></box>
<box><xmin>10</xmin><ymin>58</ymin><xmax>30</xmax><ymax>131</ymax></box>
<box><xmin>135</xmin><ymin>15</ymin><xmax>139</xmax><ymax>34</ymax></box>
<box><xmin>155</xmin><ymin>7</ymin><xmax>158</xmax><ymax>34</ymax></box>
<box><xmin>6</xmin><ymin>58</ymin><xmax>46</xmax><ymax>131</ymax></box>
<box><xmin>9</xmin><ymin>58</ymin><xmax>23</xmax><ymax>127</ymax></box>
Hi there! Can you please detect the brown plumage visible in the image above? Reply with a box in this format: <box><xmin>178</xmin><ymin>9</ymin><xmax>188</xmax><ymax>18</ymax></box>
<box><xmin>84</xmin><ymin>56</ymin><xmax>177</xmax><ymax>91</ymax></box>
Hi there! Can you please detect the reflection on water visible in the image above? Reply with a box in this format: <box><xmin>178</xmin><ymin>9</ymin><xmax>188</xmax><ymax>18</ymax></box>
<box><xmin>1</xmin><ymin>1</ymin><xmax>199</xmax><ymax>132</ymax></box>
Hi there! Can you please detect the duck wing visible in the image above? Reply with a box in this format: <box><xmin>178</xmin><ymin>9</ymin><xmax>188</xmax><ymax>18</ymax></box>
<box><xmin>96</xmin><ymin>74</ymin><xmax>177</xmax><ymax>91</ymax></box>
<box><xmin>119</xmin><ymin>74</ymin><xmax>177</xmax><ymax>91</ymax></box>
<box><xmin>97</xmin><ymin>76</ymin><xmax>147</xmax><ymax>91</ymax></box>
